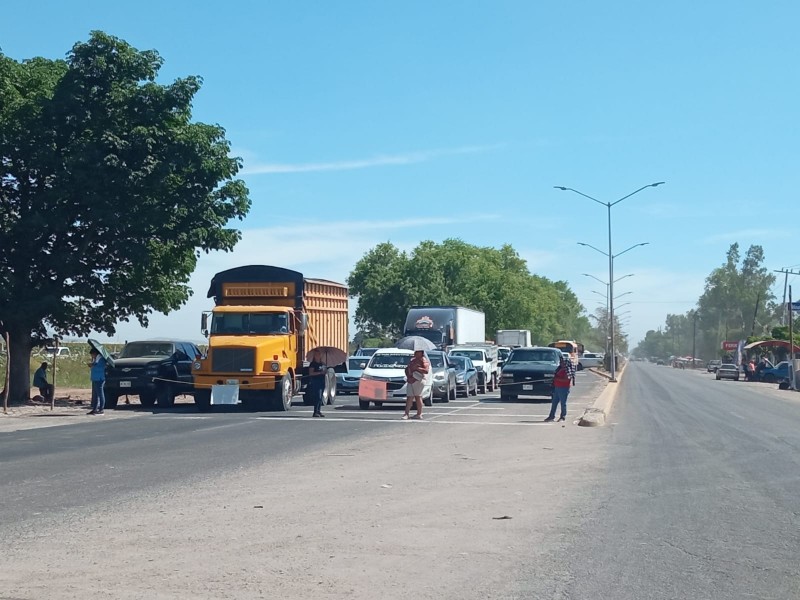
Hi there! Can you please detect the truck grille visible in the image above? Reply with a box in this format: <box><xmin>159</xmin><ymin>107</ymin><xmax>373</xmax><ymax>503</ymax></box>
<box><xmin>212</xmin><ymin>348</ymin><xmax>255</xmax><ymax>373</ymax></box>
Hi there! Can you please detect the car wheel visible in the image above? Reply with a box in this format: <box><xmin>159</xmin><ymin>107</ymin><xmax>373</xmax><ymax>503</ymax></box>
<box><xmin>715</xmin><ymin>375</ymin><xmax>720</xmax><ymax>380</ymax></box>
<box><xmin>156</xmin><ymin>385</ymin><xmax>175</xmax><ymax>408</ymax></box>
<box><xmin>359</xmin><ymin>399</ymin><xmax>370</xmax><ymax>410</ymax></box>
<box><xmin>105</xmin><ymin>394</ymin><xmax>119</xmax><ymax>410</ymax></box>
<box><xmin>763</xmin><ymin>374</ymin><xmax>776</xmax><ymax>383</ymax></box>
<box><xmin>271</xmin><ymin>373</ymin><xmax>293</xmax><ymax>411</ymax></box>
<box><xmin>441</xmin><ymin>381</ymin><xmax>450</xmax><ymax>403</ymax></box>
<box><xmin>195</xmin><ymin>390</ymin><xmax>212</xmax><ymax>412</ymax></box>
<box><xmin>139</xmin><ymin>393</ymin><xmax>156</xmax><ymax>408</ymax></box>
<box><xmin>423</xmin><ymin>391</ymin><xmax>433</xmax><ymax>407</ymax></box>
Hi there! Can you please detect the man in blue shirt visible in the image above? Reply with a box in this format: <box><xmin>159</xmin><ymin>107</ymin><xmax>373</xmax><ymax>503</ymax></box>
<box><xmin>32</xmin><ymin>361</ymin><xmax>54</xmax><ymax>402</ymax></box>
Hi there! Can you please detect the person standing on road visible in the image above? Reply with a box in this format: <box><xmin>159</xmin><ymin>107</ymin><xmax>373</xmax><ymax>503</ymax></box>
<box><xmin>545</xmin><ymin>353</ymin><xmax>576</xmax><ymax>423</ymax></box>
<box><xmin>403</xmin><ymin>349</ymin><xmax>430</xmax><ymax>420</ymax></box>
<box><xmin>87</xmin><ymin>347</ymin><xmax>107</xmax><ymax>416</ymax></box>
<box><xmin>308</xmin><ymin>349</ymin><xmax>327</xmax><ymax>417</ymax></box>
<box><xmin>32</xmin><ymin>361</ymin><xmax>54</xmax><ymax>402</ymax></box>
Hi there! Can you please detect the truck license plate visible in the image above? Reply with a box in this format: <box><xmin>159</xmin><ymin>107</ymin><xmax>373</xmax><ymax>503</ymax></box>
<box><xmin>120</xmin><ymin>381</ymin><xmax>131</xmax><ymax>388</ymax></box>
<box><xmin>226</xmin><ymin>379</ymin><xmax>238</xmax><ymax>385</ymax></box>
<box><xmin>522</xmin><ymin>384</ymin><xmax>533</xmax><ymax>391</ymax></box>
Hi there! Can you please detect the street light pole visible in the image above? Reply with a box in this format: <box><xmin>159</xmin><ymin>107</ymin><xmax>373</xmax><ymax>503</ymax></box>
<box><xmin>560</xmin><ymin>182</ymin><xmax>664</xmax><ymax>381</ymax></box>
<box><xmin>582</xmin><ymin>273</ymin><xmax>633</xmax><ymax>359</ymax></box>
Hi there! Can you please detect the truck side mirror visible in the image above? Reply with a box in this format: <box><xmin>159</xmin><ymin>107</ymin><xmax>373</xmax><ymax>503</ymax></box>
<box><xmin>299</xmin><ymin>313</ymin><xmax>308</xmax><ymax>334</ymax></box>
<box><xmin>201</xmin><ymin>312</ymin><xmax>210</xmax><ymax>337</ymax></box>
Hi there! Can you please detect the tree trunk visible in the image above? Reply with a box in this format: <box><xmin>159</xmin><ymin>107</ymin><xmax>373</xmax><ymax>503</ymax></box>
<box><xmin>7</xmin><ymin>327</ymin><xmax>34</xmax><ymax>405</ymax></box>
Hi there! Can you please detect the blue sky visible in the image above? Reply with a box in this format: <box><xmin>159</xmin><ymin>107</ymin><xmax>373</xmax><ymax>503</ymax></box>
<box><xmin>4</xmin><ymin>1</ymin><xmax>799</xmax><ymax>347</ymax></box>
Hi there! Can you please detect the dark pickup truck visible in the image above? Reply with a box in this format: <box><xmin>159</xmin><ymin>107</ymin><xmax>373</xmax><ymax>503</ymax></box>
<box><xmin>498</xmin><ymin>346</ymin><xmax>562</xmax><ymax>401</ymax></box>
<box><xmin>104</xmin><ymin>340</ymin><xmax>202</xmax><ymax>408</ymax></box>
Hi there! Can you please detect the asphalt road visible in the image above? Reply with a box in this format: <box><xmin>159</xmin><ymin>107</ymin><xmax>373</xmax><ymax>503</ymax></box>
<box><xmin>3</xmin><ymin>365</ymin><xmax>798</xmax><ymax>599</ymax></box>
<box><xmin>561</xmin><ymin>362</ymin><xmax>800</xmax><ymax>600</ymax></box>
<box><xmin>0</xmin><ymin>373</ymin><xmax>603</xmax><ymax>534</ymax></box>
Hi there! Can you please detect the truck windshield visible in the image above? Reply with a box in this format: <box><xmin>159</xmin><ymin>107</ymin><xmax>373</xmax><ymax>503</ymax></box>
<box><xmin>120</xmin><ymin>342</ymin><xmax>174</xmax><ymax>358</ymax></box>
<box><xmin>403</xmin><ymin>330</ymin><xmax>444</xmax><ymax>344</ymax></box>
<box><xmin>211</xmin><ymin>312</ymin><xmax>289</xmax><ymax>335</ymax></box>
<box><xmin>450</xmin><ymin>350</ymin><xmax>484</xmax><ymax>361</ymax></box>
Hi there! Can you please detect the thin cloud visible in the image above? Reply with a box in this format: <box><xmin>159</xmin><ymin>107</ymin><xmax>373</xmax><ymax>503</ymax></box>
<box><xmin>702</xmin><ymin>229</ymin><xmax>790</xmax><ymax>244</ymax></box>
<box><xmin>240</xmin><ymin>144</ymin><xmax>501</xmax><ymax>175</ymax></box>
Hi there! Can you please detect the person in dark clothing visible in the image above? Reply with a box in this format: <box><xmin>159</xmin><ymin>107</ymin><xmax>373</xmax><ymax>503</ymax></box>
<box><xmin>307</xmin><ymin>349</ymin><xmax>327</xmax><ymax>417</ymax></box>
<box><xmin>545</xmin><ymin>354</ymin><xmax>576</xmax><ymax>423</ymax></box>
<box><xmin>32</xmin><ymin>361</ymin><xmax>54</xmax><ymax>402</ymax></box>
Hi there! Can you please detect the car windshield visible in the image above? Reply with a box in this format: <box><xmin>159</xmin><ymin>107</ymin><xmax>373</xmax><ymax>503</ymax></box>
<box><xmin>427</xmin><ymin>353</ymin><xmax>446</xmax><ymax>368</ymax></box>
<box><xmin>348</xmin><ymin>358</ymin><xmax>368</xmax><ymax>371</ymax></box>
<box><xmin>120</xmin><ymin>342</ymin><xmax>174</xmax><ymax>358</ymax></box>
<box><xmin>450</xmin><ymin>350</ymin><xmax>484</xmax><ymax>361</ymax></box>
<box><xmin>211</xmin><ymin>312</ymin><xmax>289</xmax><ymax>335</ymax></box>
<box><xmin>509</xmin><ymin>349</ymin><xmax>560</xmax><ymax>364</ymax></box>
<box><xmin>369</xmin><ymin>353</ymin><xmax>411</xmax><ymax>369</ymax></box>
<box><xmin>720</xmin><ymin>364</ymin><xmax>737</xmax><ymax>369</ymax></box>
<box><xmin>449</xmin><ymin>356</ymin><xmax>469</xmax><ymax>370</ymax></box>
<box><xmin>357</xmin><ymin>348</ymin><xmax>378</xmax><ymax>357</ymax></box>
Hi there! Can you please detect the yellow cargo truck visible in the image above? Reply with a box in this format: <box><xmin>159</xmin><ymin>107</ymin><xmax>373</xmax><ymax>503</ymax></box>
<box><xmin>193</xmin><ymin>265</ymin><xmax>349</xmax><ymax>411</ymax></box>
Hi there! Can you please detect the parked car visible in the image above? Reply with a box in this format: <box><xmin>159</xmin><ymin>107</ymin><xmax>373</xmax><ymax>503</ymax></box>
<box><xmin>758</xmin><ymin>361</ymin><xmax>791</xmax><ymax>383</ymax></box>
<box><xmin>707</xmin><ymin>360</ymin><xmax>721</xmax><ymax>373</ymax></box>
<box><xmin>104</xmin><ymin>339</ymin><xmax>202</xmax><ymax>408</ymax></box>
<box><xmin>428</xmin><ymin>350</ymin><xmax>457</xmax><ymax>401</ymax></box>
<box><xmin>448</xmin><ymin>355</ymin><xmax>479</xmax><ymax>397</ymax></box>
<box><xmin>499</xmin><ymin>346</ymin><xmax>562</xmax><ymax>401</ymax></box>
<box><xmin>41</xmin><ymin>347</ymin><xmax>72</xmax><ymax>358</ymax></box>
<box><xmin>358</xmin><ymin>348</ymin><xmax>433</xmax><ymax>409</ymax></box>
<box><xmin>715</xmin><ymin>363</ymin><xmax>740</xmax><ymax>381</ymax></box>
<box><xmin>578</xmin><ymin>351</ymin><xmax>604</xmax><ymax>370</ymax></box>
<box><xmin>335</xmin><ymin>356</ymin><xmax>369</xmax><ymax>395</ymax></box>
<box><xmin>354</xmin><ymin>347</ymin><xmax>379</xmax><ymax>357</ymax></box>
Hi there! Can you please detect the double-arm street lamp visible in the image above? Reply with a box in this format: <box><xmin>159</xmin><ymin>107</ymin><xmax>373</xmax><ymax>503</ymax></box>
<box><xmin>559</xmin><ymin>181</ymin><xmax>665</xmax><ymax>382</ymax></box>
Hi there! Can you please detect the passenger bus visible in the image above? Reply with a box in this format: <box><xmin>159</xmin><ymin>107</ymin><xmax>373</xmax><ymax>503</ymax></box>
<box><xmin>548</xmin><ymin>340</ymin><xmax>584</xmax><ymax>366</ymax></box>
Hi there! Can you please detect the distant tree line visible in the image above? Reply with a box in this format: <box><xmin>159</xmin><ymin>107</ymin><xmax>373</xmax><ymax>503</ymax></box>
<box><xmin>634</xmin><ymin>243</ymin><xmax>788</xmax><ymax>360</ymax></box>
<box><xmin>347</xmin><ymin>239</ymin><xmax>592</xmax><ymax>346</ymax></box>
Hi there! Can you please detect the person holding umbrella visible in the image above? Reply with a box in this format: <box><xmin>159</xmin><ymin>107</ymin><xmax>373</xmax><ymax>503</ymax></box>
<box><xmin>403</xmin><ymin>349</ymin><xmax>430</xmax><ymax>420</ymax></box>
<box><xmin>307</xmin><ymin>348</ymin><xmax>327</xmax><ymax>417</ymax></box>
<box><xmin>87</xmin><ymin>345</ymin><xmax>108</xmax><ymax>415</ymax></box>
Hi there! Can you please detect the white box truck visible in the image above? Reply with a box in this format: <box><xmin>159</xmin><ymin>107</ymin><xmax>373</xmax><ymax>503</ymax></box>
<box><xmin>496</xmin><ymin>329</ymin><xmax>532</xmax><ymax>347</ymax></box>
<box><xmin>403</xmin><ymin>306</ymin><xmax>485</xmax><ymax>349</ymax></box>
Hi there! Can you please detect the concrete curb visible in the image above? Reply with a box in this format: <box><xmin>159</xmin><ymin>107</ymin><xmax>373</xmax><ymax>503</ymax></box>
<box><xmin>578</xmin><ymin>364</ymin><xmax>627</xmax><ymax>427</ymax></box>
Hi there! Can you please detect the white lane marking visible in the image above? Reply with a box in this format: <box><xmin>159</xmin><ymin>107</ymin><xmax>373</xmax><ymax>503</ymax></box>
<box><xmin>254</xmin><ymin>416</ymin><xmax>551</xmax><ymax>426</ymax></box>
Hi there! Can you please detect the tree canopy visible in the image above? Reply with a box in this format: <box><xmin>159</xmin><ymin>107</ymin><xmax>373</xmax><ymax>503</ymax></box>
<box><xmin>633</xmin><ymin>243</ymin><xmax>779</xmax><ymax>361</ymax></box>
<box><xmin>347</xmin><ymin>239</ymin><xmax>591</xmax><ymax>345</ymax></box>
<box><xmin>0</xmin><ymin>32</ymin><xmax>250</xmax><ymax>403</ymax></box>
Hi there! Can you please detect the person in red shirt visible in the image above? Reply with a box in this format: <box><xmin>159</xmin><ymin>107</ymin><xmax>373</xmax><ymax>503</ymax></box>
<box><xmin>545</xmin><ymin>354</ymin><xmax>576</xmax><ymax>422</ymax></box>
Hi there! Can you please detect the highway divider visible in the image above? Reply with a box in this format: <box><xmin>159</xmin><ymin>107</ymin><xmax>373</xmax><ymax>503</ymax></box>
<box><xmin>578</xmin><ymin>363</ymin><xmax>627</xmax><ymax>427</ymax></box>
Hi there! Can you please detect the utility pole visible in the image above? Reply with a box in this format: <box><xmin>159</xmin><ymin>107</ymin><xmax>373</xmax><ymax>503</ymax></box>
<box><xmin>774</xmin><ymin>269</ymin><xmax>800</xmax><ymax>326</ymax></box>
<box><xmin>789</xmin><ymin>286</ymin><xmax>795</xmax><ymax>390</ymax></box>
<box><xmin>692</xmin><ymin>311</ymin><xmax>699</xmax><ymax>368</ymax></box>
<box><xmin>750</xmin><ymin>291</ymin><xmax>761</xmax><ymax>338</ymax></box>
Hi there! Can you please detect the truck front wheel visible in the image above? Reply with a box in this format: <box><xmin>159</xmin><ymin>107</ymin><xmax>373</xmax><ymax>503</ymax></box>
<box><xmin>272</xmin><ymin>373</ymin><xmax>293</xmax><ymax>411</ymax></box>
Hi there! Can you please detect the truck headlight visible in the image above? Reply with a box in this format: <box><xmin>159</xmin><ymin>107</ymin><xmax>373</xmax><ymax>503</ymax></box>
<box><xmin>502</xmin><ymin>373</ymin><xmax>513</xmax><ymax>381</ymax></box>
<box><xmin>193</xmin><ymin>361</ymin><xmax>201</xmax><ymax>371</ymax></box>
<box><xmin>456</xmin><ymin>374</ymin><xmax>465</xmax><ymax>383</ymax></box>
<box><xmin>270</xmin><ymin>362</ymin><xmax>280</xmax><ymax>372</ymax></box>
<box><xmin>145</xmin><ymin>367</ymin><xmax>159</xmax><ymax>376</ymax></box>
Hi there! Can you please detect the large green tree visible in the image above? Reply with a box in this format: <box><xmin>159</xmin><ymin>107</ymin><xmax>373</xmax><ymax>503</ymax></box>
<box><xmin>347</xmin><ymin>239</ymin><xmax>590</xmax><ymax>344</ymax></box>
<box><xmin>0</xmin><ymin>32</ymin><xmax>250</xmax><ymax>403</ymax></box>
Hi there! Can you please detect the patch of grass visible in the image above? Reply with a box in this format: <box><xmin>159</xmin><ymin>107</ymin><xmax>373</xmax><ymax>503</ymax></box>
<box><xmin>1</xmin><ymin>342</ymin><xmax>125</xmax><ymax>390</ymax></box>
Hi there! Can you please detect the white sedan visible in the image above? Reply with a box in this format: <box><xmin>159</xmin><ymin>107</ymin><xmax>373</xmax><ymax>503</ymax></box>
<box><xmin>579</xmin><ymin>352</ymin><xmax>604</xmax><ymax>370</ymax></box>
<box><xmin>358</xmin><ymin>348</ymin><xmax>433</xmax><ymax>410</ymax></box>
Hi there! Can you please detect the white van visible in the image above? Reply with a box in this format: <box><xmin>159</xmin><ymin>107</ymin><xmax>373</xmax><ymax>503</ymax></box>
<box><xmin>358</xmin><ymin>348</ymin><xmax>433</xmax><ymax>410</ymax></box>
